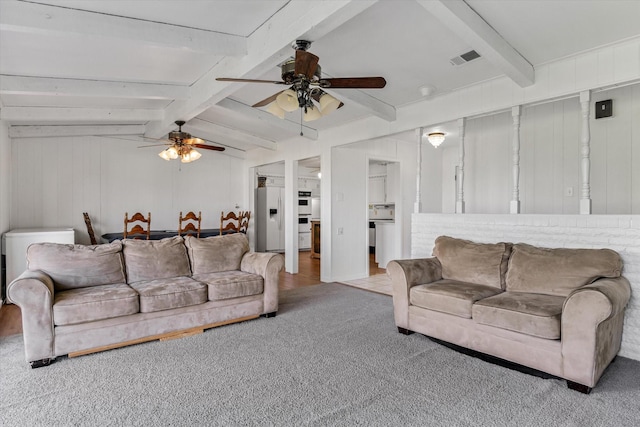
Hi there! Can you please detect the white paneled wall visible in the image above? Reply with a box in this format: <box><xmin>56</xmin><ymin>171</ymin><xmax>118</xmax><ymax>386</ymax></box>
<box><xmin>434</xmin><ymin>83</ymin><xmax>640</xmax><ymax>215</ymax></box>
<box><xmin>10</xmin><ymin>136</ymin><xmax>246</xmax><ymax>244</ymax></box>
<box><xmin>411</xmin><ymin>213</ymin><xmax>640</xmax><ymax>361</ymax></box>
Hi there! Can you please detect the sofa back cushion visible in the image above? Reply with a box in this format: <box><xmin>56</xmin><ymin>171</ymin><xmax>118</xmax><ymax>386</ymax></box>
<box><xmin>123</xmin><ymin>236</ymin><xmax>191</xmax><ymax>283</ymax></box>
<box><xmin>185</xmin><ymin>233</ymin><xmax>249</xmax><ymax>274</ymax></box>
<box><xmin>505</xmin><ymin>243</ymin><xmax>622</xmax><ymax>296</ymax></box>
<box><xmin>433</xmin><ymin>236</ymin><xmax>512</xmax><ymax>289</ymax></box>
<box><xmin>27</xmin><ymin>241</ymin><xmax>126</xmax><ymax>291</ymax></box>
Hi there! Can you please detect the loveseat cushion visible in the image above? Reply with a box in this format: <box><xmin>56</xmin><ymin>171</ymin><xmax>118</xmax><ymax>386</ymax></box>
<box><xmin>472</xmin><ymin>292</ymin><xmax>565</xmax><ymax>339</ymax></box>
<box><xmin>123</xmin><ymin>236</ymin><xmax>191</xmax><ymax>283</ymax></box>
<box><xmin>185</xmin><ymin>233</ymin><xmax>250</xmax><ymax>274</ymax></box>
<box><xmin>27</xmin><ymin>241</ymin><xmax>126</xmax><ymax>291</ymax></box>
<box><xmin>53</xmin><ymin>283</ymin><xmax>139</xmax><ymax>326</ymax></box>
<box><xmin>193</xmin><ymin>271</ymin><xmax>263</xmax><ymax>301</ymax></box>
<box><xmin>410</xmin><ymin>280</ymin><xmax>504</xmax><ymax>318</ymax></box>
<box><xmin>433</xmin><ymin>236</ymin><xmax>512</xmax><ymax>289</ymax></box>
<box><xmin>505</xmin><ymin>243</ymin><xmax>622</xmax><ymax>296</ymax></box>
<box><xmin>129</xmin><ymin>276</ymin><xmax>207</xmax><ymax>313</ymax></box>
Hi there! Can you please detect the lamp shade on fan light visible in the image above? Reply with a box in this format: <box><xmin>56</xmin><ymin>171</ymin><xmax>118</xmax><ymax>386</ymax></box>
<box><xmin>319</xmin><ymin>92</ymin><xmax>340</xmax><ymax>115</ymax></box>
<box><xmin>276</xmin><ymin>89</ymin><xmax>299</xmax><ymax>112</ymax></box>
<box><xmin>267</xmin><ymin>102</ymin><xmax>286</xmax><ymax>119</ymax></box>
<box><xmin>303</xmin><ymin>106</ymin><xmax>322</xmax><ymax>122</ymax></box>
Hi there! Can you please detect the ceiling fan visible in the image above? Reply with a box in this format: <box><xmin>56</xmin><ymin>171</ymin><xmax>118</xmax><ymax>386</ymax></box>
<box><xmin>149</xmin><ymin>120</ymin><xmax>225</xmax><ymax>163</ymax></box>
<box><xmin>216</xmin><ymin>40</ymin><xmax>386</xmax><ymax>123</ymax></box>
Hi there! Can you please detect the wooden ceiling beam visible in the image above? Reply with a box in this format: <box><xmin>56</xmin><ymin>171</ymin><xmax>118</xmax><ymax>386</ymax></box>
<box><xmin>0</xmin><ymin>0</ymin><xmax>246</xmax><ymax>56</ymax></box>
<box><xmin>8</xmin><ymin>124</ymin><xmax>146</xmax><ymax>138</ymax></box>
<box><xmin>0</xmin><ymin>75</ymin><xmax>189</xmax><ymax>100</ymax></box>
<box><xmin>1</xmin><ymin>107</ymin><xmax>162</xmax><ymax>124</ymax></box>
<box><xmin>417</xmin><ymin>0</ymin><xmax>534</xmax><ymax>87</ymax></box>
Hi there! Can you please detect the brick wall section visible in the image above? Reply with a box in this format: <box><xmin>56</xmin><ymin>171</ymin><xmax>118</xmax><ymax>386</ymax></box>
<box><xmin>411</xmin><ymin>213</ymin><xmax>640</xmax><ymax>361</ymax></box>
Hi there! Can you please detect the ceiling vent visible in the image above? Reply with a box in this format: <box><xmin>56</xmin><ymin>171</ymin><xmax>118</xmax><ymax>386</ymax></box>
<box><xmin>450</xmin><ymin>50</ymin><xmax>481</xmax><ymax>66</ymax></box>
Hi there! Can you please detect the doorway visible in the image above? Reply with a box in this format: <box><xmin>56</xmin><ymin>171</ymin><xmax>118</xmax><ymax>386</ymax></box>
<box><xmin>367</xmin><ymin>159</ymin><xmax>399</xmax><ymax>276</ymax></box>
<box><xmin>297</xmin><ymin>156</ymin><xmax>321</xmax><ymax>282</ymax></box>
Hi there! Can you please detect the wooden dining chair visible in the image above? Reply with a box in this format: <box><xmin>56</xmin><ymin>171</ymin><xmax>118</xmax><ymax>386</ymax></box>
<box><xmin>82</xmin><ymin>212</ymin><xmax>98</xmax><ymax>245</ymax></box>
<box><xmin>239</xmin><ymin>210</ymin><xmax>251</xmax><ymax>234</ymax></box>
<box><xmin>220</xmin><ymin>211</ymin><xmax>241</xmax><ymax>235</ymax></box>
<box><xmin>178</xmin><ymin>211</ymin><xmax>202</xmax><ymax>237</ymax></box>
<box><xmin>124</xmin><ymin>212</ymin><xmax>151</xmax><ymax>239</ymax></box>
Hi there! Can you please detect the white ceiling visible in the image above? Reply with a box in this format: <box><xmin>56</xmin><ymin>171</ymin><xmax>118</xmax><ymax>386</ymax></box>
<box><xmin>2</xmin><ymin>0</ymin><xmax>640</xmax><ymax>153</ymax></box>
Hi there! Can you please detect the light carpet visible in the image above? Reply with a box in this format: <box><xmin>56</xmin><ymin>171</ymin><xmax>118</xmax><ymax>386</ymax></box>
<box><xmin>1</xmin><ymin>283</ymin><xmax>639</xmax><ymax>426</ymax></box>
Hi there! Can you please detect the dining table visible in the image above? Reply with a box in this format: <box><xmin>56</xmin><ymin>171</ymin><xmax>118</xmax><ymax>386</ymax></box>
<box><xmin>101</xmin><ymin>228</ymin><xmax>228</xmax><ymax>243</ymax></box>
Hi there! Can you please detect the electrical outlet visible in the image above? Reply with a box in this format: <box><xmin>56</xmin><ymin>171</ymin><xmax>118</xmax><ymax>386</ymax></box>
<box><xmin>337</xmin><ymin>227</ymin><xmax>343</xmax><ymax>235</ymax></box>
<box><xmin>566</xmin><ymin>187</ymin><xmax>574</xmax><ymax>197</ymax></box>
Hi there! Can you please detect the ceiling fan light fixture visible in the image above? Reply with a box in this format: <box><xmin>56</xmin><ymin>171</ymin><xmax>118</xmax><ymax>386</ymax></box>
<box><xmin>303</xmin><ymin>105</ymin><xmax>322</xmax><ymax>122</ymax></box>
<box><xmin>267</xmin><ymin>101</ymin><xmax>286</xmax><ymax>119</ymax></box>
<box><xmin>426</xmin><ymin>132</ymin><xmax>445</xmax><ymax>148</ymax></box>
<box><xmin>159</xmin><ymin>149</ymin><xmax>172</xmax><ymax>161</ymax></box>
<box><xmin>319</xmin><ymin>92</ymin><xmax>340</xmax><ymax>115</ymax></box>
<box><xmin>180</xmin><ymin>148</ymin><xmax>201</xmax><ymax>163</ymax></box>
<box><xmin>276</xmin><ymin>89</ymin><xmax>299</xmax><ymax>112</ymax></box>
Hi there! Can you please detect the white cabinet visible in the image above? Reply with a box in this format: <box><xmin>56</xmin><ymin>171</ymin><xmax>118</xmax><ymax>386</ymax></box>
<box><xmin>299</xmin><ymin>232</ymin><xmax>311</xmax><ymax>250</ymax></box>
<box><xmin>368</xmin><ymin>176</ymin><xmax>386</xmax><ymax>204</ymax></box>
<box><xmin>374</xmin><ymin>222</ymin><xmax>395</xmax><ymax>269</ymax></box>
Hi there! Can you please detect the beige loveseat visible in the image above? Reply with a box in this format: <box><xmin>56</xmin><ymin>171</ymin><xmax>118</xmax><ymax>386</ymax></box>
<box><xmin>7</xmin><ymin>233</ymin><xmax>284</xmax><ymax>368</ymax></box>
<box><xmin>387</xmin><ymin>236</ymin><xmax>631</xmax><ymax>393</ymax></box>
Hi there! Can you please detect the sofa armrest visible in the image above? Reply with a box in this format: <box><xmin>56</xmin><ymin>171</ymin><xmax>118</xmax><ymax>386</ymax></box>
<box><xmin>6</xmin><ymin>270</ymin><xmax>56</xmax><ymax>363</ymax></box>
<box><xmin>561</xmin><ymin>276</ymin><xmax>631</xmax><ymax>387</ymax></box>
<box><xmin>386</xmin><ymin>258</ymin><xmax>442</xmax><ymax>330</ymax></box>
<box><xmin>240</xmin><ymin>252</ymin><xmax>285</xmax><ymax>314</ymax></box>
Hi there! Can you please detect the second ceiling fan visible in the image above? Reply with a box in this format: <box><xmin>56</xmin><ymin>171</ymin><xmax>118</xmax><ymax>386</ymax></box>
<box><xmin>217</xmin><ymin>40</ymin><xmax>386</xmax><ymax>122</ymax></box>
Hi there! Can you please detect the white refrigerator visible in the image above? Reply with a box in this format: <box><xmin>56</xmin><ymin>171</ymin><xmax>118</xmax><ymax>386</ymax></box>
<box><xmin>2</xmin><ymin>228</ymin><xmax>75</xmax><ymax>303</ymax></box>
<box><xmin>256</xmin><ymin>187</ymin><xmax>285</xmax><ymax>252</ymax></box>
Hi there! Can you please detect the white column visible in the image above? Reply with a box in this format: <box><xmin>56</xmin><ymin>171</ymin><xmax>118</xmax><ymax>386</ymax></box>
<box><xmin>510</xmin><ymin>106</ymin><xmax>521</xmax><ymax>214</ymax></box>
<box><xmin>456</xmin><ymin>118</ymin><xmax>465</xmax><ymax>213</ymax></box>
<box><xmin>579</xmin><ymin>90</ymin><xmax>592</xmax><ymax>214</ymax></box>
<box><xmin>414</xmin><ymin>127</ymin><xmax>423</xmax><ymax>213</ymax></box>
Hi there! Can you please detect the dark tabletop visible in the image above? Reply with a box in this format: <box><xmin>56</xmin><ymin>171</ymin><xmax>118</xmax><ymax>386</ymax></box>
<box><xmin>101</xmin><ymin>229</ymin><xmax>224</xmax><ymax>242</ymax></box>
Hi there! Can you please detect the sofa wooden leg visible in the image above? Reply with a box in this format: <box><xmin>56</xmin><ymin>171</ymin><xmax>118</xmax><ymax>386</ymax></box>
<box><xmin>262</xmin><ymin>312</ymin><xmax>277</xmax><ymax>318</ymax></box>
<box><xmin>567</xmin><ymin>380</ymin><xmax>592</xmax><ymax>394</ymax></box>
<box><xmin>30</xmin><ymin>358</ymin><xmax>52</xmax><ymax>369</ymax></box>
<box><xmin>397</xmin><ymin>327</ymin><xmax>414</xmax><ymax>335</ymax></box>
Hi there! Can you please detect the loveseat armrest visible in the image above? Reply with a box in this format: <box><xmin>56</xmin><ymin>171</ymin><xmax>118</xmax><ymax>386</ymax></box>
<box><xmin>561</xmin><ymin>276</ymin><xmax>631</xmax><ymax>388</ymax></box>
<box><xmin>240</xmin><ymin>252</ymin><xmax>285</xmax><ymax>315</ymax></box>
<box><xmin>6</xmin><ymin>270</ymin><xmax>56</xmax><ymax>364</ymax></box>
<box><xmin>386</xmin><ymin>258</ymin><xmax>442</xmax><ymax>330</ymax></box>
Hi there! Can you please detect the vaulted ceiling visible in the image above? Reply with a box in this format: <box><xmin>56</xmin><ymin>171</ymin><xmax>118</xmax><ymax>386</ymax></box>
<box><xmin>2</xmin><ymin>0</ymin><xmax>640</xmax><ymax>155</ymax></box>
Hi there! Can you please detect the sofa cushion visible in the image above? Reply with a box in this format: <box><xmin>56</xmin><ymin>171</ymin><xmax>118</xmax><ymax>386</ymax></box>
<box><xmin>185</xmin><ymin>233</ymin><xmax>250</xmax><ymax>274</ymax></box>
<box><xmin>433</xmin><ymin>236</ymin><xmax>512</xmax><ymax>289</ymax></box>
<box><xmin>123</xmin><ymin>236</ymin><xmax>191</xmax><ymax>284</ymax></box>
<box><xmin>410</xmin><ymin>280</ymin><xmax>504</xmax><ymax>318</ymax></box>
<box><xmin>129</xmin><ymin>276</ymin><xmax>207</xmax><ymax>313</ymax></box>
<box><xmin>505</xmin><ymin>243</ymin><xmax>622</xmax><ymax>296</ymax></box>
<box><xmin>193</xmin><ymin>271</ymin><xmax>264</xmax><ymax>301</ymax></box>
<box><xmin>53</xmin><ymin>283</ymin><xmax>139</xmax><ymax>326</ymax></box>
<box><xmin>27</xmin><ymin>241</ymin><xmax>126</xmax><ymax>291</ymax></box>
<box><xmin>472</xmin><ymin>292</ymin><xmax>565</xmax><ymax>339</ymax></box>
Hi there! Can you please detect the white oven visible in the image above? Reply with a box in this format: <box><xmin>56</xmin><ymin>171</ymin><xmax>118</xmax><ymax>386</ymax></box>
<box><xmin>298</xmin><ymin>216</ymin><xmax>311</xmax><ymax>232</ymax></box>
<box><xmin>298</xmin><ymin>190</ymin><xmax>312</xmax><ymax>215</ymax></box>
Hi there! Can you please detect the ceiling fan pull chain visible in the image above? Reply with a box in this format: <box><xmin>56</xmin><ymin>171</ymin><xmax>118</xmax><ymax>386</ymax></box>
<box><xmin>300</xmin><ymin>108</ymin><xmax>303</xmax><ymax>136</ymax></box>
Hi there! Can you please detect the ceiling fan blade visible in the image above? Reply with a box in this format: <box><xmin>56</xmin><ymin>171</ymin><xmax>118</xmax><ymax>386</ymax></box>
<box><xmin>183</xmin><ymin>137</ymin><xmax>205</xmax><ymax>145</ymax></box>
<box><xmin>193</xmin><ymin>143</ymin><xmax>225</xmax><ymax>152</ymax></box>
<box><xmin>217</xmin><ymin>77</ymin><xmax>287</xmax><ymax>85</ymax></box>
<box><xmin>319</xmin><ymin>77</ymin><xmax>387</xmax><ymax>89</ymax></box>
<box><xmin>295</xmin><ymin>50</ymin><xmax>319</xmax><ymax>80</ymax></box>
<box><xmin>252</xmin><ymin>91</ymin><xmax>284</xmax><ymax>108</ymax></box>
<box><xmin>137</xmin><ymin>143</ymin><xmax>170</xmax><ymax>148</ymax></box>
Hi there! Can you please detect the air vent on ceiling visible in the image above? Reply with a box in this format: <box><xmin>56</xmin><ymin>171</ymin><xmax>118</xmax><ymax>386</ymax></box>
<box><xmin>450</xmin><ymin>50</ymin><xmax>481</xmax><ymax>66</ymax></box>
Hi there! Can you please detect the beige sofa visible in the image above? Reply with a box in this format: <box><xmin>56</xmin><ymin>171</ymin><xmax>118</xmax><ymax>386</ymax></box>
<box><xmin>387</xmin><ymin>235</ymin><xmax>631</xmax><ymax>393</ymax></box>
<box><xmin>7</xmin><ymin>233</ymin><xmax>284</xmax><ymax>368</ymax></box>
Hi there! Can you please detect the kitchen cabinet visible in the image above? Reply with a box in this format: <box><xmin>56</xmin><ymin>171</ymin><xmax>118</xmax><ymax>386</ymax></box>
<box><xmin>368</xmin><ymin>176</ymin><xmax>386</xmax><ymax>203</ymax></box>
<box><xmin>310</xmin><ymin>221</ymin><xmax>320</xmax><ymax>259</ymax></box>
